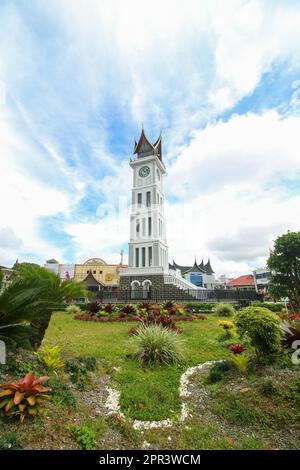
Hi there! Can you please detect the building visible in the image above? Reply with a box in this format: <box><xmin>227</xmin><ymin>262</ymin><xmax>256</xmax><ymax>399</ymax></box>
<box><xmin>0</xmin><ymin>265</ymin><xmax>14</xmax><ymax>291</ymax></box>
<box><xmin>74</xmin><ymin>258</ymin><xmax>126</xmax><ymax>293</ymax></box>
<box><xmin>169</xmin><ymin>259</ymin><xmax>217</xmax><ymax>289</ymax></box>
<box><xmin>253</xmin><ymin>267</ymin><xmax>272</xmax><ymax>293</ymax></box>
<box><xmin>119</xmin><ymin>129</ymin><xmax>212</xmax><ymax>301</ymax></box>
<box><xmin>227</xmin><ymin>274</ymin><xmax>255</xmax><ymax>291</ymax></box>
<box><xmin>45</xmin><ymin>257</ymin><xmax>126</xmax><ymax>293</ymax></box>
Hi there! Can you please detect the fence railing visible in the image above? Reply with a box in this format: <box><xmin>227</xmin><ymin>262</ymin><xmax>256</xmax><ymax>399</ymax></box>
<box><xmin>86</xmin><ymin>288</ymin><xmax>263</xmax><ymax>303</ymax></box>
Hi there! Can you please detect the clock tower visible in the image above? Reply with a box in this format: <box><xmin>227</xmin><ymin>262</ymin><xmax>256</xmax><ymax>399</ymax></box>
<box><xmin>120</xmin><ymin>128</ymin><xmax>169</xmax><ymax>298</ymax></box>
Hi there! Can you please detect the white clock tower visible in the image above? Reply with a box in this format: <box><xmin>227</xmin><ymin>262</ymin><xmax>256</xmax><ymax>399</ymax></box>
<box><xmin>128</xmin><ymin>129</ymin><xmax>168</xmax><ymax>273</ymax></box>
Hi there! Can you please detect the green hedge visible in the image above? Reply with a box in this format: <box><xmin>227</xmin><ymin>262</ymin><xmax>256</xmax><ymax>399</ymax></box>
<box><xmin>252</xmin><ymin>302</ymin><xmax>284</xmax><ymax>312</ymax></box>
<box><xmin>184</xmin><ymin>302</ymin><xmax>215</xmax><ymax>312</ymax></box>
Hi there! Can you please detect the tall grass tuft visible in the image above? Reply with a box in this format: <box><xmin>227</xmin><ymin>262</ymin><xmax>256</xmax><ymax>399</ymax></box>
<box><xmin>215</xmin><ymin>303</ymin><xmax>235</xmax><ymax>317</ymax></box>
<box><xmin>134</xmin><ymin>324</ymin><xmax>184</xmax><ymax>366</ymax></box>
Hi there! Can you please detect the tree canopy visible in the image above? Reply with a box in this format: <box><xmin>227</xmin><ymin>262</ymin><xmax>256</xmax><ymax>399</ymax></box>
<box><xmin>267</xmin><ymin>231</ymin><xmax>300</xmax><ymax>308</ymax></box>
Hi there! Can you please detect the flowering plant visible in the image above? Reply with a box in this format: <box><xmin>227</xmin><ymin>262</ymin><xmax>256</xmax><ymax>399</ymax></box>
<box><xmin>229</xmin><ymin>344</ymin><xmax>246</xmax><ymax>354</ymax></box>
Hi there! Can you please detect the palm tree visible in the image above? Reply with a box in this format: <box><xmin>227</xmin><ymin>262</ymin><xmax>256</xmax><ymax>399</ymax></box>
<box><xmin>0</xmin><ymin>264</ymin><xmax>86</xmax><ymax>350</ymax></box>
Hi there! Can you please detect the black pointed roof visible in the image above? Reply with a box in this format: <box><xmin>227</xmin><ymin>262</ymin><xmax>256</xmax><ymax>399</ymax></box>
<box><xmin>204</xmin><ymin>259</ymin><xmax>214</xmax><ymax>275</ymax></box>
<box><xmin>133</xmin><ymin>129</ymin><xmax>162</xmax><ymax>160</ymax></box>
<box><xmin>171</xmin><ymin>258</ymin><xmax>214</xmax><ymax>275</ymax></box>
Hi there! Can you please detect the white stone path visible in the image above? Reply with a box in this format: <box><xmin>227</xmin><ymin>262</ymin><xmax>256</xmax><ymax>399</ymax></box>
<box><xmin>105</xmin><ymin>360</ymin><xmax>217</xmax><ymax>430</ymax></box>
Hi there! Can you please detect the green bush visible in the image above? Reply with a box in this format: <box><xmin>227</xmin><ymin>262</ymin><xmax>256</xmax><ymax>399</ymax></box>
<box><xmin>208</xmin><ymin>361</ymin><xmax>232</xmax><ymax>383</ymax></box>
<box><xmin>185</xmin><ymin>302</ymin><xmax>215</xmax><ymax>312</ymax></box>
<box><xmin>234</xmin><ymin>307</ymin><xmax>282</xmax><ymax>361</ymax></box>
<box><xmin>134</xmin><ymin>325</ymin><xmax>184</xmax><ymax>366</ymax></box>
<box><xmin>69</xmin><ymin>424</ymin><xmax>97</xmax><ymax>450</ymax></box>
<box><xmin>215</xmin><ymin>303</ymin><xmax>235</xmax><ymax>317</ymax></box>
<box><xmin>252</xmin><ymin>302</ymin><xmax>284</xmax><ymax>312</ymax></box>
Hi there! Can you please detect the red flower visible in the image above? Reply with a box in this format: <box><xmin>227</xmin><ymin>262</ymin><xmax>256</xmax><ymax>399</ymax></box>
<box><xmin>119</xmin><ymin>312</ymin><xmax>126</xmax><ymax>319</ymax></box>
<box><xmin>229</xmin><ymin>344</ymin><xmax>246</xmax><ymax>354</ymax></box>
<box><xmin>288</xmin><ymin>314</ymin><xmax>300</xmax><ymax>320</ymax></box>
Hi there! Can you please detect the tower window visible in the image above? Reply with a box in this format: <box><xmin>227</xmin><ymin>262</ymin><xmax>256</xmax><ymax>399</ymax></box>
<box><xmin>148</xmin><ymin>217</ymin><xmax>152</xmax><ymax>236</ymax></box>
<box><xmin>137</xmin><ymin>193</ymin><xmax>142</xmax><ymax>207</ymax></box>
<box><xmin>135</xmin><ymin>248</ymin><xmax>139</xmax><ymax>267</ymax></box>
<box><xmin>148</xmin><ymin>247</ymin><xmax>153</xmax><ymax>266</ymax></box>
<box><xmin>146</xmin><ymin>191</ymin><xmax>151</xmax><ymax>207</ymax></box>
<box><xmin>142</xmin><ymin>247</ymin><xmax>146</xmax><ymax>267</ymax></box>
<box><xmin>136</xmin><ymin>219</ymin><xmax>140</xmax><ymax>236</ymax></box>
<box><xmin>142</xmin><ymin>218</ymin><xmax>146</xmax><ymax>237</ymax></box>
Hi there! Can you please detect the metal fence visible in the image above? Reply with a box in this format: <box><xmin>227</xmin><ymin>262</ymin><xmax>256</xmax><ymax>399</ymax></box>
<box><xmin>87</xmin><ymin>288</ymin><xmax>263</xmax><ymax>304</ymax></box>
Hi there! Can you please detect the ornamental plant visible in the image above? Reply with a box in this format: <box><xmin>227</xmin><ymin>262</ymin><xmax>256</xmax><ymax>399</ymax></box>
<box><xmin>65</xmin><ymin>304</ymin><xmax>81</xmax><ymax>315</ymax></box>
<box><xmin>0</xmin><ymin>373</ymin><xmax>51</xmax><ymax>422</ymax></box>
<box><xmin>134</xmin><ymin>324</ymin><xmax>184</xmax><ymax>366</ymax></box>
<box><xmin>215</xmin><ymin>303</ymin><xmax>235</xmax><ymax>317</ymax></box>
<box><xmin>103</xmin><ymin>303</ymin><xmax>115</xmax><ymax>313</ymax></box>
<box><xmin>229</xmin><ymin>344</ymin><xmax>246</xmax><ymax>354</ymax></box>
<box><xmin>88</xmin><ymin>301</ymin><xmax>101</xmax><ymax>314</ymax></box>
<box><xmin>120</xmin><ymin>305</ymin><xmax>136</xmax><ymax>315</ymax></box>
<box><xmin>234</xmin><ymin>307</ymin><xmax>282</xmax><ymax>361</ymax></box>
<box><xmin>230</xmin><ymin>353</ymin><xmax>249</xmax><ymax>374</ymax></box>
<box><xmin>35</xmin><ymin>345</ymin><xmax>65</xmax><ymax>371</ymax></box>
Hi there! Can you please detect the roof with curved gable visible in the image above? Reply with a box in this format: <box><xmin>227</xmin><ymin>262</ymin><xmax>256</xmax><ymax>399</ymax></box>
<box><xmin>133</xmin><ymin>128</ymin><xmax>162</xmax><ymax>160</ymax></box>
<box><xmin>83</xmin><ymin>258</ymin><xmax>107</xmax><ymax>265</ymax></box>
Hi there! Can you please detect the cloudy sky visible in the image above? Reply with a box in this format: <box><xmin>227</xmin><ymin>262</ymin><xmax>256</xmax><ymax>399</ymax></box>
<box><xmin>1</xmin><ymin>0</ymin><xmax>300</xmax><ymax>276</ymax></box>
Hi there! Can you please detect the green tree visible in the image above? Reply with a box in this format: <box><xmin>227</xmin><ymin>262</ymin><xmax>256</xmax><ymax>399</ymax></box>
<box><xmin>0</xmin><ymin>264</ymin><xmax>86</xmax><ymax>350</ymax></box>
<box><xmin>267</xmin><ymin>231</ymin><xmax>300</xmax><ymax>308</ymax></box>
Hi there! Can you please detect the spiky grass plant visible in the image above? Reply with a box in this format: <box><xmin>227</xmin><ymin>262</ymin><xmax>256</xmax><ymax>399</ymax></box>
<box><xmin>134</xmin><ymin>324</ymin><xmax>184</xmax><ymax>366</ymax></box>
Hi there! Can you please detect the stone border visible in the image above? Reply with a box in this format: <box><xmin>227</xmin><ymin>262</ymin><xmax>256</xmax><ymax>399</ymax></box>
<box><xmin>105</xmin><ymin>360</ymin><xmax>217</xmax><ymax>430</ymax></box>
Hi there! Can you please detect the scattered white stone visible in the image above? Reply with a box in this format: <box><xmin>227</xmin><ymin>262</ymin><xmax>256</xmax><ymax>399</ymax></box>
<box><xmin>133</xmin><ymin>418</ymin><xmax>173</xmax><ymax>430</ymax></box>
<box><xmin>105</xmin><ymin>387</ymin><xmax>125</xmax><ymax>418</ymax></box>
<box><xmin>142</xmin><ymin>440</ymin><xmax>151</xmax><ymax>449</ymax></box>
<box><xmin>167</xmin><ymin>436</ymin><xmax>172</xmax><ymax>442</ymax></box>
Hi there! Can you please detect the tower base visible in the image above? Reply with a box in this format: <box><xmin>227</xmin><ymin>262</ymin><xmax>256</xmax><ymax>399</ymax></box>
<box><xmin>119</xmin><ymin>273</ymin><xmax>196</xmax><ymax>303</ymax></box>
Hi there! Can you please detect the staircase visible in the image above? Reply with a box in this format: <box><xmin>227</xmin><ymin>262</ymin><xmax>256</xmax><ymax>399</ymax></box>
<box><xmin>163</xmin><ymin>274</ymin><xmax>204</xmax><ymax>300</ymax></box>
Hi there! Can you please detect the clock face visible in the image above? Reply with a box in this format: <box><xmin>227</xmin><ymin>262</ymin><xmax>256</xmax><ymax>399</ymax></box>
<box><xmin>139</xmin><ymin>166</ymin><xmax>150</xmax><ymax>178</ymax></box>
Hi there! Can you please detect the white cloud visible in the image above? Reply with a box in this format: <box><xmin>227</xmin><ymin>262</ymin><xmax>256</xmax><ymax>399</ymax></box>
<box><xmin>165</xmin><ymin>111</ymin><xmax>300</xmax><ymax>275</ymax></box>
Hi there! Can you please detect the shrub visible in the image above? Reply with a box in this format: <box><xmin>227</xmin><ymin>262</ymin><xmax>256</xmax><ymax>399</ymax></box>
<box><xmin>234</xmin><ymin>307</ymin><xmax>282</xmax><ymax>360</ymax></box>
<box><xmin>120</xmin><ymin>305</ymin><xmax>136</xmax><ymax>315</ymax></box>
<box><xmin>185</xmin><ymin>302</ymin><xmax>214</xmax><ymax>312</ymax></box>
<box><xmin>103</xmin><ymin>303</ymin><xmax>115</xmax><ymax>313</ymax></box>
<box><xmin>69</xmin><ymin>424</ymin><xmax>97</xmax><ymax>450</ymax></box>
<box><xmin>217</xmin><ymin>320</ymin><xmax>236</xmax><ymax>342</ymax></box>
<box><xmin>138</xmin><ymin>302</ymin><xmax>151</xmax><ymax>311</ymax></box>
<box><xmin>253</xmin><ymin>302</ymin><xmax>284</xmax><ymax>312</ymax></box>
<box><xmin>163</xmin><ymin>300</ymin><xmax>175</xmax><ymax>310</ymax></box>
<box><xmin>65</xmin><ymin>304</ymin><xmax>81</xmax><ymax>315</ymax></box>
<box><xmin>207</xmin><ymin>361</ymin><xmax>232</xmax><ymax>383</ymax></box>
<box><xmin>215</xmin><ymin>303</ymin><xmax>234</xmax><ymax>317</ymax></box>
<box><xmin>230</xmin><ymin>353</ymin><xmax>249</xmax><ymax>374</ymax></box>
<box><xmin>134</xmin><ymin>325</ymin><xmax>184</xmax><ymax>366</ymax></box>
<box><xmin>260</xmin><ymin>379</ymin><xmax>277</xmax><ymax>397</ymax></box>
<box><xmin>0</xmin><ymin>373</ymin><xmax>51</xmax><ymax>422</ymax></box>
<box><xmin>87</xmin><ymin>301</ymin><xmax>101</xmax><ymax>314</ymax></box>
<box><xmin>35</xmin><ymin>345</ymin><xmax>64</xmax><ymax>371</ymax></box>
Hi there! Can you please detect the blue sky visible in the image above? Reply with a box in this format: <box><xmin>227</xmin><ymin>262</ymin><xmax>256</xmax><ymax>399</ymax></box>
<box><xmin>1</xmin><ymin>0</ymin><xmax>300</xmax><ymax>276</ymax></box>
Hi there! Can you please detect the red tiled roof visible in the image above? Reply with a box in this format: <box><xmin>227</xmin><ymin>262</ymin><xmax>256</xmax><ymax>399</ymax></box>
<box><xmin>228</xmin><ymin>275</ymin><xmax>254</xmax><ymax>287</ymax></box>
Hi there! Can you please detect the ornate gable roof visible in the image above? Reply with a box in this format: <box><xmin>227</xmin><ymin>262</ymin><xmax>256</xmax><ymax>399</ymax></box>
<box><xmin>133</xmin><ymin>129</ymin><xmax>162</xmax><ymax>160</ymax></box>
<box><xmin>133</xmin><ymin>129</ymin><xmax>154</xmax><ymax>155</ymax></box>
<box><xmin>204</xmin><ymin>259</ymin><xmax>214</xmax><ymax>275</ymax></box>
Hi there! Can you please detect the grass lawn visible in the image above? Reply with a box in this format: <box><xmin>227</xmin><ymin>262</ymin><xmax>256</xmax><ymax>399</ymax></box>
<box><xmin>44</xmin><ymin>312</ymin><xmax>229</xmax><ymax>420</ymax></box>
